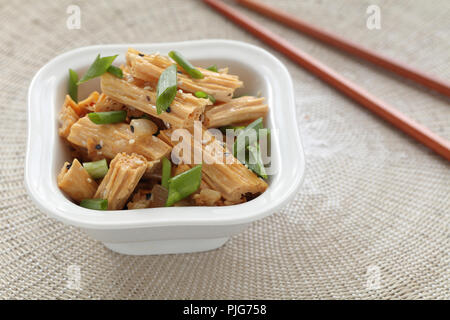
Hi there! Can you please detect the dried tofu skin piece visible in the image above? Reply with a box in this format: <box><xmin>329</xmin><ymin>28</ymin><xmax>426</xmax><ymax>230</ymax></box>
<box><xmin>94</xmin><ymin>153</ymin><xmax>147</xmax><ymax>210</ymax></box>
<box><xmin>67</xmin><ymin>116</ymin><xmax>171</xmax><ymax>161</ymax></box>
<box><xmin>126</xmin><ymin>48</ymin><xmax>243</xmax><ymax>102</ymax></box>
<box><xmin>59</xmin><ymin>95</ymin><xmax>80</xmax><ymax>139</ymax></box>
<box><xmin>100</xmin><ymin>71</ymin><xmax>210</xmax><ymax>129</ymax></box>
<box><xmin>77</xmin><ymin>91</ymin><xmax>100</xmax><ymax>115</ymax></box>
<box><xmin>59</xmin><ymin>92</ymin><xmax>103</xmax><ymax>139</ymax></box>
<box><xmin>204</xmin><ymin>96</ymin><xmax>268</xmax><ymax>128</ymax></box>
<box><xmin>94</xmin><ymin>93</ymin><xmax>144</xmax><ymax>118</ymax></box>
<box><xmin>57</xmin><ymin>159</ymin><xmax>98</xmax><ymax>202</ymax></box>
<box><xmin>159</xmin><ymin>128</ymin><xmax>268</xmax><ymax>203</ymax></box>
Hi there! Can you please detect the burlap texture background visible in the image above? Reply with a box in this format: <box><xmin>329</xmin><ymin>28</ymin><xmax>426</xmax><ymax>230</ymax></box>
<box><xmin>0</xmin><ymin>0</ymin><xmax>448</xmax><ymax>299</ymax></box>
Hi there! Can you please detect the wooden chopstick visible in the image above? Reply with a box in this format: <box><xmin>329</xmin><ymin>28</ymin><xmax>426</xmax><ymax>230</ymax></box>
<box><xmin>203</xmin><ymin>0</ymin><xmax>450</xmax><ymax>161</ymax></box>
<box><xmin>237</xmin><ymin>0</ymin><xmax>450</xmax><ymax>97</ymax></box>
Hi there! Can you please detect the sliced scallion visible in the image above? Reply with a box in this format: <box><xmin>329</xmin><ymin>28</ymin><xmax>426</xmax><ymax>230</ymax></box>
<box><xmin>168</xmin><ymin>50</ymin><xmax>204</xmax><ymax>79</ymax></box>
<box><xmin>68</xmin><ymin>69</ymin><xmax>78</xmax><ymax>102</ymax></box>
<box><xmin>195</xmin><ymin>91</ymin><xmax>216</xmax><ymax>103</ymax></box>
<box><xmin>194</xmin><ymin>91</ymin><xmax>208</xmax><ymax>99</ymax></box>
<box><xmin>206</xmin><ymin>65</ymin><xmax>218</xmax><ymax>72</ymax></box>
<box><xmin>207</xmin><ymin>94</ymin><xmax>216</xmax><ymax>103</ymax></box>
<box><xmin>156</xmin><ymin>64</ymin><xmax>178</xmax><ymax>114</ymax></box>
<box><xmin>107</xmin><ymin>65</ymin><xmax>123</xmax><ymax>78</ymax></box>
<box><xmin>233</xmin><ymin>117</ymin><xmax>264</xmax><ymax>157</ymax></box>
<box><xmin>161</xmin><ymin>157</ymin><xmax>171</xmax><ymax>189</ymax></box>
<box><xmin>80</xmin><ymin>199</ymin><xmax>108</xmax><ymax>210</ymax></box>
<box><xmin>83</xmin><ymin>159</ymin><xmax>109</xmax><ymax>179</ymax></box>
<box><xmin>77</xmin><ymin>54</ymin><xmax>118</xmax><ymax>84</ymax></box>
<box><xmin>166</xmin><ymin>165</ymin><xmax>202</xmax><ymax>207</ymax></box>
<box><xmin>247</xmin><ymin>143</ymin><xmax>268</xmax><ymax>179</ymax></box>
<box><xmin>88</xmin><ymin>110</ymin><xmax>127</xmax><ymax>124</ymax></box>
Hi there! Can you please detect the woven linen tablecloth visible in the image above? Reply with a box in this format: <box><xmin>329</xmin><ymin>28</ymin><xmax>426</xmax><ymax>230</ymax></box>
<box><xmin>0</xmin><ymin>0</ymin><xmax>449</xmax><ymax>299</ymax></box>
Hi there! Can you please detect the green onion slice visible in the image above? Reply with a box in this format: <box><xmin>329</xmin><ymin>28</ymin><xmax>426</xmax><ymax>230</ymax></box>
<box><xmin>206</xmin><ymin>65</ymin><xmax>218</xmax><ymax>72</ymax></box>
<box><xmin>195</xmin><ymin>91</ymin><xmax>216</xmax><ymax>103</ymax></box>
<box><xmin>68</xmin><ymin>69</ymin><xmax>78</xmax><ymax>102</ymax></box>
<box><xmin>80</xmin><ymin>199</ymin><xmax>108</xmax><ymax>210</ymax></box>
<box><xmin>77</xmin><ymin>54</ymin><xmax>118</xmax><ymax>84</ymax></box>
<box><xmin>207</xmin><ymin>94</ymin><xmax>216</xmax><ymax>104</ymax></box>
<box><xmin>194</xmin><ymin>91</ymin><xmax>208</xmax><ymax>99</ymax></box>
<box><xmin>247</xmin><ymin>143</ymin><xmax>268</xmax><ymax>179</ymax></box>
<box><xmin>233</xmin><ymin>117</ymin><xmax>264</xmax><ymax>158</ymax></box>
<box><xmin>161</xmin><ymin>157</ymin><xmax>171</xmax><ymax>189</ymax></box>
<box><xmin>107</xmin><ymin>65</ymin><xmax>123</xmax><ymax>78</ymax></box>
<box><xmin>156</xmin><ymin>64</ymin><xmax>178</xmax><ymax>114</ymax></box>
<box><xmin>83</xmin><ymin>159</ymin><xmax>109</xmax><ymax>179</ymax></box>
<box><xmin>166</xmin><ymin>165</ymin><xmax>202</xmax><ymax>207</ymax></box>
<box><xmin>88</xmin><ymin>110</ymin><xmax>127</xmax><ymax>124</ymax></box>
<box><xmin>168</xmin><ymin>50</ymin><xmax>204</xmax><ymax>79</ymax></box>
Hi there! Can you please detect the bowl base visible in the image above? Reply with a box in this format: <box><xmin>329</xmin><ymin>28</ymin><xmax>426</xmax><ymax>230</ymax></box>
<box><xmin>103</xmin><ymin>237</ymin><xmax>229</xmax><ymax>255</ymax></box>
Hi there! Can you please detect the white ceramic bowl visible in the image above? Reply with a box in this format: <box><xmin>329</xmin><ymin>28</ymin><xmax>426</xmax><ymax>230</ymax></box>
<box><xmin>25</xmin><ymin>40</ymin><xmax>305</xmax><ymax>255</ymax></box>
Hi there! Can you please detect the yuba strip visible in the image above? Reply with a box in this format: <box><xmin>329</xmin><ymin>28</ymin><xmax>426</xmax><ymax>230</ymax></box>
<box><xmin>58</xmin><ymin>95</ymin><xmax>79</xmax><ymax>139</ymax></box>
<box><xmin>126</xmin><ymin>48</ymin><xmax>243</xmax><ymax>102</ymax></box>
<box><xmin>158</xmin><ymin>129</ymin><xmax>268</xmax><ymax>202</ymax></box>
<box><xmin>57</xmin><ymin>159</ymin><xmax>98</xmax><ymax>202</ymax></box>
<box><xmin>101</xmin><ymin>71</ymin><xmax>209</xmax><ymax>128</ymax></box>
<box><xmin>94</xmin><ymin>153</ymin><xmax>147</xmax><ymax>210</ymax></box>
<box><xmin>204</xmin><ymin>96</ymin><xmax>268</xmax><ymax>128</ymax></box>
<box><xmin>67</xmin><ymin>116</ymin><xmax>171</xmax><ymax>161</ymax></box>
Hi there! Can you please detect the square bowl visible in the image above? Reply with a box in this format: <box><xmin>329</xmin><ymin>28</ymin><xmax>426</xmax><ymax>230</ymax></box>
<box><xmin>25</xmin><ymin>40</ymin><xmax>305</xmax><ymax>255</ymax></box>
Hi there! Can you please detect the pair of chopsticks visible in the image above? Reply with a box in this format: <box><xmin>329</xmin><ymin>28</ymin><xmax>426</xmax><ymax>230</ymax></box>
<box><xmin>203</xmin><ymin>0</ymin><xmax>450</xmax><ymax>161</ymax></box>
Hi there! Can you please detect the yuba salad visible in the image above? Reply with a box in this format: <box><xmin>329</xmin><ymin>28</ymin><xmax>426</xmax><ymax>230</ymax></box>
<box><xmin>57</xmin><ymin>48</ymin><xmax>270</xmax><ymax>210</ymax></box>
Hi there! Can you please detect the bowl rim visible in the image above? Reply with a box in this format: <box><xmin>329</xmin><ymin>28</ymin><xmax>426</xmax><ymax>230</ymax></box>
<box><xmin>25</xmin><ymin>39</ymin><xmax>305</xmax><ymax>230</ymax></box>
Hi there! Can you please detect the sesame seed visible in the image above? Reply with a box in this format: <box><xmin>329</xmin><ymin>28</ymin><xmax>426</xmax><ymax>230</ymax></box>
<box><xmin>144</xmin><ymin>86</ymin><xmax>152</xmax><ymax>90</ymax></box>
<box><xmin>129</xmin><ymin>139</ymin><xmax>135</xmax><ymax>144</ymax></box>
<box><xmin>66</xmin><ymin>163</ymin><xmax>72</xmax><ymax>170</ymax></box>
<box><xmin>130</xmin><ymin>125</ymin><xmax>134</xmax><ymax>133</ymax></box>
<box><xmin>87</xmin><ymin>178</ymin><xmax>92</xmax><ymax>183</ymax></box>
<box><xmin>146</xmin><ymin>96</ymin><xmax>150</xmax><ymax>101</ymax></box>
<box><xmin>95</xmin><ymin>144</ymin><xmax>102</xmax><ymax>150</ymax></box>
<box><xmin>138</xmin><ymin>53</ymin><xmax>144</xmax><ymax>57</ymax></box>
<box><xmin>166</xmin><ymin>107</ymin><xmax>171</xmax><ymax>113</ymax></box>
<box><xmin>146</xmin><ymin>193</ymin><xmax>152</xmax><ymax>200</ymax></box>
